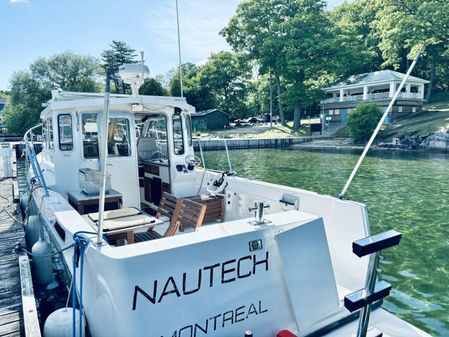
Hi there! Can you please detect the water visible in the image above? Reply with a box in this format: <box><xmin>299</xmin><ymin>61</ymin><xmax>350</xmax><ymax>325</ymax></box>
<box><xmin>203</xmin><ymin>148</ymin><xmax>449</xmax><ymax>336</ymax></box>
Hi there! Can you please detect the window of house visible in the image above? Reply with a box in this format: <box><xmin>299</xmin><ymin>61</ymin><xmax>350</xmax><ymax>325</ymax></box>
<box><xmin>328</xmin><ymin>110</ymin><xmax>334</xmax><ymax>116</ymax></box>
<box><xmin>58</xmin><ymin>114</ymin><xmax>73</xmax><ymax>151</ymax></box>
<box><xmin>173</xmin><ymin>114</ymin><xmax>184</xmax><ymax>155</ymax></box>
<box><xmin>334</xmin><ymin>109</ymin><xmax>340</xmax><ymax>115</ymax></box>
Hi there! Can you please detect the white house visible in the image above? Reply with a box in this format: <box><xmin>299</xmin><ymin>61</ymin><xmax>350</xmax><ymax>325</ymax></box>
<box><xmin>320</xmin><ymin>70</ymin><xmax>429</xmax><ymax>125</ymax></box>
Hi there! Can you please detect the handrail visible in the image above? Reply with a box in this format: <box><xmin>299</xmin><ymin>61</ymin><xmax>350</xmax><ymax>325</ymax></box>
<box><xmin>22</xmin><ymin>123</ymin><xmax>49</xmax><ymax>196</ymax></box>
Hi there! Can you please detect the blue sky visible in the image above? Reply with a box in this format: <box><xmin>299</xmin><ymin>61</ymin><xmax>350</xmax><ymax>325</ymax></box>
<box><xmin>0</xmin><ymin>0</ymin><xmax>346</xmax><ymax>91</ymax></box>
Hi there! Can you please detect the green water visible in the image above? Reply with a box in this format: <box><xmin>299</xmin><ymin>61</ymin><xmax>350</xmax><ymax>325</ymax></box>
<box><xmin>203</xmin><ymin>148</ymin><xmax>449</xmax><ymax>336</ymax></box>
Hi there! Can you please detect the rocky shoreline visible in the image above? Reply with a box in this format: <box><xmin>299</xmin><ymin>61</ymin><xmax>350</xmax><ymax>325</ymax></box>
<box><xmin>293</xmin><ymin>131</ymin><xmax>449</xmax><ymax>153</ymax></box>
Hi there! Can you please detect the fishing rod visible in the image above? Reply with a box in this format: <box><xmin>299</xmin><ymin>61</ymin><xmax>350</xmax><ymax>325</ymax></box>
<box><xmin>339</xmin><ymin>46</ymin><xmax>424</xmax><ymax>199</ymax></box>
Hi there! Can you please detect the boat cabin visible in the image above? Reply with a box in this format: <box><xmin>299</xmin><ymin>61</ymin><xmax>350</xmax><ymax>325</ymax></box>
<box><xmin>38</xmin><ymin>91</ymin><xmax>198</xmax><ymax>215</ymax></box>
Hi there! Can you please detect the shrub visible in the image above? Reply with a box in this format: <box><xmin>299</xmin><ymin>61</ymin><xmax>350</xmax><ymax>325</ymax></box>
<box><xmin>346</xmin><ymin>103</ymin><xmax>383</xmax><ymax>142</ymax></box>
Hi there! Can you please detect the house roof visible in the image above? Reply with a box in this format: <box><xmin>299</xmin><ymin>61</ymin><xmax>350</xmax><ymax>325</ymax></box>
<box><xmin>323</xmin><ymin>70</ymin><xmax>429</xmax><ymax>91</ymax></box>
<box><xmin>191</xmin><ymin>109</ymin><xmax>229</xmax><ymax>117</ymax></box>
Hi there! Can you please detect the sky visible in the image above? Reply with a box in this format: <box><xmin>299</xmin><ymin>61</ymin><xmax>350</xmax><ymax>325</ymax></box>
<box><xmin>0</xmin><ymin>0</ymin><xmax>347</xmax><ymax>91</ymax></box>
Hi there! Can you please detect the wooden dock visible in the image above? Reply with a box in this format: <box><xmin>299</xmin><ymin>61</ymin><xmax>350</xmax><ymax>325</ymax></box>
<box><xmin>1</xmin><ymin>147</ymin><xmax>41</xmax><ymax>337</ymax></box>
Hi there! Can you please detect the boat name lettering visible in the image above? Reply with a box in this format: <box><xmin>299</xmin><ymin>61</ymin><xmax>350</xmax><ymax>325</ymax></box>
<box><xmin>161</xmin><ymin>300</ymin><xmax>268</xmax><ymax>337</ymax></box>
<box><xmin>132</xmin><ymin>252</ymin><xmax>269</xmax><ymax>309</ymax></box>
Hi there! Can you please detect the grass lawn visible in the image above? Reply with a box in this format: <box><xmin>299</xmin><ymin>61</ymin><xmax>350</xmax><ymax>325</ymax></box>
<box><xmin>378</xmin><ymin>110</ymin><xmax>449</xmax><ymax>141</ymax></box>
<box><xmin>423</xmin><ymin>92</ymin><xmax>449</xmax><ymax>111</ymax></box>
<box><xmin>200</xmin><ymin>122</ymin><xmax>310</xmax><ymax>139</ymax></box>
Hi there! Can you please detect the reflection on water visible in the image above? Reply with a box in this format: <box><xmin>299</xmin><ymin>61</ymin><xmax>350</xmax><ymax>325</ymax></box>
<box><xmin>203</xmin><ymin>148</ymin><xmax>449</xmax><ymax>337</ymax></box>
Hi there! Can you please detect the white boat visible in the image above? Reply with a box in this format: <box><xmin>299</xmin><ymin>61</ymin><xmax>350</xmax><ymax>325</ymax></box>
<box><xmin>21</xmin><ymin>65</ymin><xmax>431</xmax><ymax>337</ymax></box>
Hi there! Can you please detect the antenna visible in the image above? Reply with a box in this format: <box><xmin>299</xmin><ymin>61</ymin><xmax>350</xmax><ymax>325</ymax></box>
<box><xmin>175</xmin><ymin>0</ymin><xmax>184</xmax><ymax>97</ymax></box>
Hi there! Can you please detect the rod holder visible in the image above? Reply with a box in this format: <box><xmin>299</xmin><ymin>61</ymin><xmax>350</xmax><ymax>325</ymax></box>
<box><xmin>344</xmin><ymin>230</ymin><xmax>401</xmax><ymax>337</ymax></box>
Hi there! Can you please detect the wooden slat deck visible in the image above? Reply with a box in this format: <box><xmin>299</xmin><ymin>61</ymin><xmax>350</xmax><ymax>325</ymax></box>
<box><xmin>0</xmin><ymin>178</ymin><xmax>25</xmax><ymax>337</ymax></box>
<box><xmin>1</xmin><ymin>148</ymin><xmax>41</xmax><ymax>337</ymax></box>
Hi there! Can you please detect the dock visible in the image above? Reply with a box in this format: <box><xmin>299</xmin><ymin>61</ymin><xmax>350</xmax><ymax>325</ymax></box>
<box><xmin>0</xmin><ymin>147</ymin><xmax>41</xmax><ymax>337</ymax></box>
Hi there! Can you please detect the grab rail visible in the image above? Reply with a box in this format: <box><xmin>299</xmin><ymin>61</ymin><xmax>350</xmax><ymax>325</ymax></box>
<box><xmin>22</xmin><ymin>124</ymin><xmax>49</xmax><ymax>196</ymax></box>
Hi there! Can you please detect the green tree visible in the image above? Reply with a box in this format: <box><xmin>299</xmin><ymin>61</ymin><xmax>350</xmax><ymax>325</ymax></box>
<box><xmin>375</xmin><ymin>0</ymin><xmax>449</xmax><ymax>101</ymax></box>
<box><xmin>4</xmin><ymin>52</ymin><xmax>101</xmax><ymax>135</ymax></box>
<box><xmin>221</xmin><ymin>0</ymin><xmax>299</xmax><ymax>123</ymax></box>
<box><xmin>280</xmin><ymin>0</ymin><xmax>370</xmax><ymax>129</ymax></box>
<box><xmin>139</xmin><ymin>78</ymin><xmax>167</xmax><ymax>96</ymax></box>
<box><xmin>3</xmin><ymin>72</ymin><xmax>51</xmax><ymax>135</ymax></box>
<box><xmin>168</xmin><ymin>63</ymin><xmax>216</xmax><ymax>111</ymax></box>
<box><xmin>30</xmin><ymin>52</ymin><xmax>101</xmax><ymax>92</ymax></box>
<box><xmin>198</xmin><ymin>51</ymin><xmax>251</xmax><ymax>117</ymax></box>
<box><xmin>330</xmin><ymin>0</ymin><xmax>383</xmax><ymax>73</ymax></box>
<box><xmin>101</xmin><ymin>41</ymin><xmax>138</xmax><ymax>94</ymax></box>
<box><xmin>346</xmin><ymin>102</ymin><xmax>383</xmax><ymax>142</ymax></box>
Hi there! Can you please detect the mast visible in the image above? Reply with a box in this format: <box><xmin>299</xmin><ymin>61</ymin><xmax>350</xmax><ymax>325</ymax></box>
<box><xmin>175</xmin><ymin>0</ymin><xmax>184</xmax><ymax>98</ymax></box>
<box><xmin>96</xmin><ymin>69</ymin><xmax>111</xmax><ymax>246</ymax></box>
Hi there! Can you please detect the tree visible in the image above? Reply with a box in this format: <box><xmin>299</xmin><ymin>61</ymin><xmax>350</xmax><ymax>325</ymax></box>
<box><xmin>3</xmin><ymin>72</ymin><xmax>51</xmax><ymax>135</ymax></box>
<box><xmin>221</xmin><ymin>0</ymin><xmax>300</xmax><ymax>123</ymax></box>
<box><xmin>280</xmin><ymin>0</ymin><xmax>371</xmax><ymax>129</ymax></box>
<box><xmin>101</xmin><ymin>41</ymin><xmax>138</xmax><ymax>94</ymax></box>
<box><xmin>346</xmin><ymin>102</ymin><xmax>383</xmax><ymax>142</ymax></box>
<box><xmin>167</xmin><ymin>63</ymin><xmax>216</xmax><ymax>111</ymax></box>
<box><xmin>330</xmin><ymin>0</ymin><xmax>383</xmax><ymax>74</ymax></box>
<box><xmin>375</xmin><ymin>0</ymin><xmax>449</xmax><ymax>101</ymax></box>
<box><xmin>198</xmin><ymin>51</ymin><xmax>251</xmax><ymax>117</ymax></box>
<box><xmin>30</xmin><ymin>52</ymin><xmax>101</xmax><ymax>92</ymax></box>
<box><xmin>139</xmin><ymin>78</ymin><xmax>167</xmax><ymax>96</ymax></box>
<box><xmin>4</xmin><ymin>52</ymin><xmax>101</xmax><ymax>135</ymax></box>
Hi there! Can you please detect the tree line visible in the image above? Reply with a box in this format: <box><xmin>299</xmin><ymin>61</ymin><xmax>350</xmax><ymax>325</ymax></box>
<box><xmin>2</xmin><ymin>0</ymin><xmax>448</xmax><ymax>135</ymax></box>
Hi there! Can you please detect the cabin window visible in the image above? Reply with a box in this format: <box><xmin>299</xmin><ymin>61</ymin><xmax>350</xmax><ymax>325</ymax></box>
<box><xmin>107</xmin><ymin>118</ymin><xmax>131</xmax><ymax>157</ymax></box>
<box><xmin>82</xmin><ymin>114</ymin><xmax>99</xmax><ymax>159</ymax></box>
<box><xmin>58</xmin><ymin>114</ymin><xmax>73</xmax><ymax>151</ymax></box>
<box><xmin>47</xmin><ymin>118</ymin><xmax>54</xmax><ymax>150</ymax></box>
<box><xmin>172</xmin><ymin>114</ymin><xmax>184</xmax><ymax>155</ymax></box>
<box><xmin>139</xmin><ymin>114</ymin><xmax>168</xmax><ymax>161</ymax></box>
<box><xmin>82</xmin><ymin>114</ymin><xmax>131</xmax><ymax>159</ymax></box>
<box><xmin>186</xmin><ymin>115</ymin><xmax>193</xmax><ymax>146</ymax></box>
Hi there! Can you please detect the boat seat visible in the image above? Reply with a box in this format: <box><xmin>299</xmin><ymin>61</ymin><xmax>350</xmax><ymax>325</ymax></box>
<box><xmin>135</xmin><ymin>195</ymin><xmax>207</xmax><ymax>242</ymax></box>
<box><xmin>178</xmin><ymin>198</ymin><xmax>207</xmax><ymax>231</ymax></box>
<box><xmin>137</xmin><ymin>137</ymin><xmax>158</xmax><ymax>161</ymax></box>
<box><xmin>134</xmin><ymin>230</ymin><xmax>162</xmax><ymax>242</ymax></box>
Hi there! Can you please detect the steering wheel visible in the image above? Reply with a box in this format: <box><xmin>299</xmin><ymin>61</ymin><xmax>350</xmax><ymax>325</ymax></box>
<box><xmin>185</xmin><ymin>154</ymin><xmax>202</xmax><ymax>167</ymax></box>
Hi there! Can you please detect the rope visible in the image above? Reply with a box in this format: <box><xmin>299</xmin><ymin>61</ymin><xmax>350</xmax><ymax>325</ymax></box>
<box><xmin>72</xmin><ymin>231</ymin><xmax>94</xmax><ymax>337</ymax></box>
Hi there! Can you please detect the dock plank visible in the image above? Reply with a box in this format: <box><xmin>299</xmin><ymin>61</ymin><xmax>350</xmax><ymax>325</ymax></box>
<box><xmin>0</xmin><ymin>152</ymin><xmax>40</xmax><ymax>337</ymax></box>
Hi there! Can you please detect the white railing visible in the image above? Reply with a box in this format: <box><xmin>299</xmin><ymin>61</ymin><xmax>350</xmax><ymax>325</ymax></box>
<box><xmin>321</xmin><ymin>92</ymin><xmax>423</xmax><ymax>104</ymax></box>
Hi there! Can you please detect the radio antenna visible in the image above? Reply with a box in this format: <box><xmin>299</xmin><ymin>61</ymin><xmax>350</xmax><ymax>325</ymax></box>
<box><xmin>175</xmin><ymin>0</ymin><xmax>184</xmax><ymax>98</ymax></box>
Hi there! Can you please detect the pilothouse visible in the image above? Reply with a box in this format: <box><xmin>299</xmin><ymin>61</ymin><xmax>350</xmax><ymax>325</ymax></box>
<box><xmin>21</xmin><ymin>62</ymin><xmax>432</xmax><ymax>337</ymax></box>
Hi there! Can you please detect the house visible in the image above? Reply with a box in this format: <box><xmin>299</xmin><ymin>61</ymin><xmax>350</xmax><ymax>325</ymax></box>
<box><xmin>191</xmin><ymin>109</ymin><xmax>229</xmax><ymax>131</ymax></box>
<box><xmin>320</xmin><ymin>70</ymin><xmax>429</xmax><ymax>125</ymax></box>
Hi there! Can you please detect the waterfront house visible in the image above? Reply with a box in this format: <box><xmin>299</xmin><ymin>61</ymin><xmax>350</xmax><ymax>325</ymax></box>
<box><xmin>191</xmin><ymin>109</ymin><xmax>229</xmax><ymax>131</ymax></box>
<box><xmin>320</xmin><ymin>70</ymin><xmax>429</xmax><ymax>125</ymax></box>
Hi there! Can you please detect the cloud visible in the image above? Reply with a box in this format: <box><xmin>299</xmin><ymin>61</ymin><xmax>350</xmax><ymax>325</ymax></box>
<box><xmin>9</xmin><ymin>0</ymin><xmax>30</xmax><ymax>3</ymax></box>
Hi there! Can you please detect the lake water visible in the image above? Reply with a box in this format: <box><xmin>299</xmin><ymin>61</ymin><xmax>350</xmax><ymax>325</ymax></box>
<box><xmin>202</xmin><ymin>148</ymin><xmax>449</xmax><ymax>336</ymax></box>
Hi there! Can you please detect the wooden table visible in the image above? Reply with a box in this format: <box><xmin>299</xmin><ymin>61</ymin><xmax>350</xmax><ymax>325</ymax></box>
<box><xmin>67</xmin><ymin>189</ymin><xmax>122</xmax><ymax>215</ymax></box>
<box><xmin>82</xmin><ymin>208</ymin><xmax>163</xmax><ymax>245</ymax></box>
